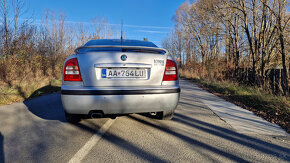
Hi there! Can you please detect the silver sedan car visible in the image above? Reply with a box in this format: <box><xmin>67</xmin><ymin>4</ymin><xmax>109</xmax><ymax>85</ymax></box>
<box><xmin>61</xmin><ymin>39</ymin><xmax>180</xmax><ymax>123</ymax></box>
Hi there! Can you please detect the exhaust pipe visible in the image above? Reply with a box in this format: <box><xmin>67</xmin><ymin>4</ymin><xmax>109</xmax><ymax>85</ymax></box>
<box><xmin>91</xmin><ymin>112</ymin><xmax>103</xmax><ymax>119</ymax></box>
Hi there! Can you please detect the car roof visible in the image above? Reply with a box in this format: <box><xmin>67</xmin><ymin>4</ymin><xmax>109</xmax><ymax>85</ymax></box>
<box><xmin>84</xmin><ymin>39</ymin><xmax>158</xmax><ymax>48</ymax></box>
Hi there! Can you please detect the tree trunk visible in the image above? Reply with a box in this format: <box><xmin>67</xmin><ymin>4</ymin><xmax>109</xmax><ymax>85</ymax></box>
<box><xmin>279</xmin><ymin>28</ymin><xmax>288</xmax><ymax>96</ymax></box>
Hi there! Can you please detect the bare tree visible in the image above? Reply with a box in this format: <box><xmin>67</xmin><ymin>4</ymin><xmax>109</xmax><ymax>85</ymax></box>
<box><xmin>76</xmin><ymin>22</ymin><xmax>89</xmax><ymax>46</ymax></box>
<box><xmin>164</xmin><ymin>0</ymin><xmax>288</xmax><ymax>96</ymax></box>
<box><xmin>262</xmin><ymin>0</ymin><xmax>289</xmax><ymax>96</ymax></box>
<box><xmin>12</xmin><ymin>0</ymin><xmax>26</xmax><ymax>38</ymax></box>
<box><xmin>90</xmin><ymin>17</ymin><xmax>113</xmax><ymax>39</ymax></box>
<box><xmin>0</xmin><ymin>0</ymin><xmax>10</xmax><ymax>52</ymax></box>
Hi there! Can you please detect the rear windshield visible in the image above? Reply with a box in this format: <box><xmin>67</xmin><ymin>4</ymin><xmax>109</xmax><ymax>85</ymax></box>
<box><xmin>77</xmin><ymin>47</ymin><xmax>166</xmax><ymax>54</ymax></box>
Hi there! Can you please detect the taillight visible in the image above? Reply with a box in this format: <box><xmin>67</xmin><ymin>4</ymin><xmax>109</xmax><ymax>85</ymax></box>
<box><xmin>63</xmin><ymin>58</ymin><xmax>82</xmax><ymax>81</ymax></box>
<box><xmin>162</xmin><ymin>59</ymin><xmax>178</xmax><ymax>81</ymax></box>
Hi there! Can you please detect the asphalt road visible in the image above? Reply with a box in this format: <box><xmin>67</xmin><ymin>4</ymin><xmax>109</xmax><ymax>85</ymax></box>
<box><xmin>0</xmin><ymin>80</ymin><xmax>289</xmax><ymax>163</ymax></box>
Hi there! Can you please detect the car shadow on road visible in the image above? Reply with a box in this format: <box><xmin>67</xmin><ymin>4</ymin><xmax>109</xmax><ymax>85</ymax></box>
<box><xmin>27</xmin><ymin>85</ymin><xmax>61</xmax><ymax>100</ymax></box>
<box><xmin>23</xmin><ymin>93</ymin><xmax>66</xmax><ymax>122</ymax></box>
<box><xmin>0</xmin><ymin>133</ymin><xmax>4</xmax><ymax>163</ymax></box>
<box><xmin>23</xmin><ymin>93</ymin><xmax>167</xmax><ymax>162</ymax></box>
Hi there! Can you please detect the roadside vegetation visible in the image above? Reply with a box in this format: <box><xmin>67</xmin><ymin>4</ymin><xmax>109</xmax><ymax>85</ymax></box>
<box><xmin>0</xmin><ymin>0</ymin><xmax>116</xmax><ymax>105</ymax></box>
<box><xmin>180</xmin><ymin>69</ymin><xmax>290</xmax><ymax>133</ymax></box>
<box><xmin>0</xmin><ymin>78</ymin><xmax>61</xmax><ymax>105</ymax></box>
<box><xmin>163</xmin><ymin>0</ymin><xmax>289</xmax><ymax>96</ymax></box>
<box><xmin>162</xmin><ymin>0</ymin><xmax>289</xmax><ymax>131</ymax></box>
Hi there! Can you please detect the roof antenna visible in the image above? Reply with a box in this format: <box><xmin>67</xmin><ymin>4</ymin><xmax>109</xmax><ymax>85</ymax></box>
<box><xmin>121</xmin><ymin>19</ymin><xmax>123</xmax><ymax>44</ymax></box>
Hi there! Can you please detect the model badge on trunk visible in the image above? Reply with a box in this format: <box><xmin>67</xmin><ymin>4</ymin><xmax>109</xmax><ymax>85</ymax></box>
<box><xmin>154</xmin><ymin>59</ymin><xmax>164</xmax><ymax>66</ymax></box>
<box><xmin>121</xmin><ymin>55</ymin><xmax>127</xmax><ymax>61</ymax></box>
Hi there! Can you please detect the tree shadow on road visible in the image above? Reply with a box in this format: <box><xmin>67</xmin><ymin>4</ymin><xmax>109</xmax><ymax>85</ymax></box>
<box><xmin>0</xmin><ymin>133</ymin><xmax>4</xmax><ymax>163</ymax></box>
<box><xmin>174</xmin><ymin>113</ymin><xmax>290</xmax><ymax>158</ymax></box>
<box><xmin>134</xmin><ymin>113</ymin><xmax>290</xmax><ymax>162</ymax></box>
<box><xmin>129</xmin><ymin>114</ymin><xmax>249</xmax><ymax>162</ymax></box>
<box><xmin>73</xmin><ymin>120</ymin><xmax>167</xmax><ymax>162</ymax></box>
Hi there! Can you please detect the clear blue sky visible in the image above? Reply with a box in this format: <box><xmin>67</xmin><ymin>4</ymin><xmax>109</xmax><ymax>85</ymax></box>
<box><xmin>24</xmin><ymin>0</ymin><xmax>186</xmax><ymax>47</ymax></box>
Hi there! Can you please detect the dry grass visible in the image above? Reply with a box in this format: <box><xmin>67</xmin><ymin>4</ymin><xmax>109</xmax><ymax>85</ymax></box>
<box><xmin>0</xmin><ymin>53</ymin><xmax>66</xmax><ymax>105</ymax></box>
<box><xmin>0</xmin><ymin>77</ymin><xmax>61</xmax><ymax>105</ymax></box>
<box><xmin>179</xmin><ymin>68</ymin><xmax>201</xmax><ymax>79</ymax></box>
<box><xmin>0</xmin><ymin>69</ymin><xmax>62</xmax><ymax>106</ymax></box>
<box><xmin>180</xmin><ymin>68</ymin><xmax>290</xmax><ymax>133</ymax></box>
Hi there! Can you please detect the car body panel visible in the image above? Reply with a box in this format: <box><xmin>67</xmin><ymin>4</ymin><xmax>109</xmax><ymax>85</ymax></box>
<box><xmin>76</xmin><ymin>51</ymin><xmax>167</xmax><ymax>87</ymax></box>
<box><xmin>61</xmin><ymin>39</ymin><xmax>180</xmax><ymax>117</ymax></box>
<box><xmin>61</xmin><ymin>93</ymin><xmax>180</xmax><ymax>114</ymax></box>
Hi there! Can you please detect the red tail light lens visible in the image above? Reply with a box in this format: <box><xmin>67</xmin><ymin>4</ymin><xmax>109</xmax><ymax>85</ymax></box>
<box><xmin>63</xmin><ymin>58</ymin><xmax>82</xmax><ymax>81</ymax></box>
<box><xmin>163</xmin><ymin>59</ymin><xmax>178</xmax><ymax>81</ymax></box>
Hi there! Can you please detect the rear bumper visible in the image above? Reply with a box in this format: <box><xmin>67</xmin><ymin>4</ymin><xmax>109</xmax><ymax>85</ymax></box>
<box><xmin>61</xmin><ymin>86</ymin><xmax>180</xmax><ymax>115</ymax></box>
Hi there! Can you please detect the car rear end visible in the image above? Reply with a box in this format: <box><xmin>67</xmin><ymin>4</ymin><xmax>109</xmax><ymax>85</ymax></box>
<box><xmin>61</xmin><ymin>39</ymin><xmax>180</xmax><ymax>122</ymax></box>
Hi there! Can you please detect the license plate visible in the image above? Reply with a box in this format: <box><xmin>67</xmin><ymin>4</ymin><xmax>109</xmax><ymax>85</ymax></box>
<box><xmin>102</xmin><ymin>68</ymin><xmax>146</xmax><ymax>78</ymax></box>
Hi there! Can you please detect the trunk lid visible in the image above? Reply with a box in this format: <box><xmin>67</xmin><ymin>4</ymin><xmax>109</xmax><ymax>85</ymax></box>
<box><xmin>77</xmin><ymin>48</ymin><xmax>168</xmax><ymax>87</ymax></box>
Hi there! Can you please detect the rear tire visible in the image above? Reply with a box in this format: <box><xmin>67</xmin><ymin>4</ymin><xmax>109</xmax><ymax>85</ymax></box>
<box><xmin>65</xmin><ymin>112</ymin><xmax>81</xmax><ymax>123</ymax></box>
<box><xmin>156</xmin><ymin>110</ymin><xmax>175</xmax><ymax>120</ymax></box>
